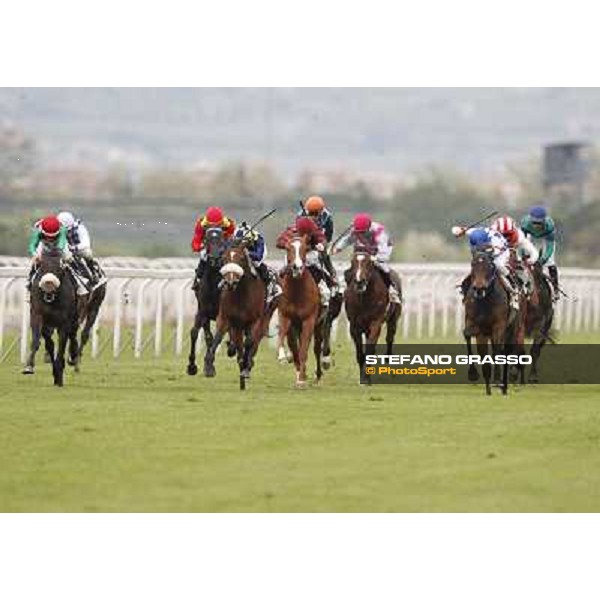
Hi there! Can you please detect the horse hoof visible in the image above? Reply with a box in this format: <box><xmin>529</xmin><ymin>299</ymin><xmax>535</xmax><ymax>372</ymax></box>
<box><xmin>22</xmin><ymin>366</ymin><xmax>34</xmax><ymax>375</ymax></box>
<box><xmin>227</xmin><ymin>343</ymin><xmax>237</xmax><ymax>358</ymax></box>
<box><xmin>528</xmin><ymin>375</ymin><xmax>539</xmax><ymax>384</ymax></box>
<box><xmin>54</xmin><ymin>380</ymin><xmax>64</xmax><ymax>387</ymax></box>
<box><xmin>322</xmin><ymin>356</ymin><xmax>331</xmax><ymax>370</ymax></box>
<box><xmin>67</xmin><ymin>357</ymin><xmax>77</xmax><ymax>367</ymax></box>
<box><xmin>295</xmin><ymin>380</ymin><xmax>307</xmax><ymax>390</ymax></box>
<box><xmin>468</xmin><ymin>370</ymin><xmax>480</xmax><ymax>382</ymax></box>
<box><xmin>187</xmin><ymin>364</ymin><xmax>198</xmax><ymax>376</ymax></box>
<box><xmin>240</xmin><ymin>377</ymin><xmax>246</xmax><ymax>391</ymax></box>
<box><xmin>204</xmin><ymin>365</ymin><xmax>216</xmax><ymax>378</ymax></box>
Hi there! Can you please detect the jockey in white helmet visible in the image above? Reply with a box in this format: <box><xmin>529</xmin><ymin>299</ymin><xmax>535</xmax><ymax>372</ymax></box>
<box><xmin>57</xmin><ymin>211</ymin><xmax>104</xmax><ymax>288</ymax></box>
<box><xmin>490</xmin><ymin>215</ymin><xmax>539</xmax><ymax>297</ymax></box>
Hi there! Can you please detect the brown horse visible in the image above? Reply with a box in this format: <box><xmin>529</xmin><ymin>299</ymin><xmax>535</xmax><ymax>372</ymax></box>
<box><xmin>344</xmin><ymin>249</ymin><xmax>401</xmax><ymax>383</ymax></box>
<box><xmin>203</xmin><ymin>241</ymin><xmax>268</xmax><ymax>390</ymax></box>
<box><xmin>463</xmin><ymin>250</ymin><xmax>515</xmax><ymax>395</ymax></box>
<box><xmin>23</xmin><ymin>244</ymin><xmax>79</xmax><ymax>386</ymax></box>
<box><xmin>277</xmin><ymin>235</ymin><xmax>324</xmax><ymax>388</ymax></box>
<box><xmin>524</xmin><ymin>261</ymin><xmax>554</xmax><ymax>382</ymax></box>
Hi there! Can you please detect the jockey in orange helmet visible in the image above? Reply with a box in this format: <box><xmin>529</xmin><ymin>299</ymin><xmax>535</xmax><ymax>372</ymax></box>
<box><xmin>191</xmin><ymin>206</ymin><xmax>236</xmax><ymax>289</ymax></box>
<box><xmin>297</xmin><ymin>195</ymin><xmax>339</xmax><ymax>297</ymax></box>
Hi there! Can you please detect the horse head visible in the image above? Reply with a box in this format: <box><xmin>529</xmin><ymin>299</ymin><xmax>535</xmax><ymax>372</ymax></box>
<box><xmin>287</xmin><ymin>235</ymin><xmax>308</xmax><ymax>278</ymax></box>
<box><xmin>220</xmin><ymin>243</ymin><xmax>248</xmax><ymax>291</ymax></box>
<box><xmin>204</xmin><ymin>227</ymin><xmax>226</xmax><ymax>265</ymax></box>
<box><xmin>470</xmin><ymin>249</ymin><xmax>496</xmax><ymax>300</ymax></box>
<box><xmin>36</xmin><ymin>243</ymin><xmax>65</xmax><ymax>302</ymax></box>
<box><xmin>351</xmin><ymin>248</ymin><xmax>375</xmax><ymax>294</ymax></box>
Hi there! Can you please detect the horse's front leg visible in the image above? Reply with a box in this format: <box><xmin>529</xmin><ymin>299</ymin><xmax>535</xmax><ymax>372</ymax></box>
<box><xmin>53</xmin><ymin>328</ymin><xmax>68</xmax><ymax>387</ymax></box>
<box><xmin>239</xmin><ymin>327</ymin><xmax>254</xmax><ymax>390</ymax></box>
<box><xmin>477</xmin><ymin>336</ymin><xmax>492</xmax><ymax>396</ymax></box>
<box><xmin>23</xmin><ymin>315</ymin><xmax>42</xmax><ymax>375</ymax></box>
<box><xmin>204</xmin><ymin>315</ymin><xmax>227</xmax><ymax>378</ymax></box>
<box><xmin>464</xmin><ymin>333</ymin><xmax>479</xmax><ymax>382</ymax></box>
<box><xmin>277</xmin><ymin>312</ymin><xmax>291</xmax><ymax>364</ymax></box>
<box><xmin>313</xmin><ymin>312</ymin><xmax>325</xmax><ymax>384</ymax></box>
<box><xmin>295</xmin><ymin>313</ymin><xmax>316</xmax><ymax>389</ymax></box>
<box><xmin>187</xmin><ymin>310</ymin><xmax>204</xmax><ymax>376</ymax></box>
<box><xmin>385</xmin><ymin>303</ymin><xmax>401</xmax><ymax>354</ymax></box>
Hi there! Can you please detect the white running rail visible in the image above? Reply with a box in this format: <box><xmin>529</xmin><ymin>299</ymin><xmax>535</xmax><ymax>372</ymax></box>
<box><xmin>1</xmin><ymin>258</ymin><xmax>599</xmax><ymax>362</ymax></box>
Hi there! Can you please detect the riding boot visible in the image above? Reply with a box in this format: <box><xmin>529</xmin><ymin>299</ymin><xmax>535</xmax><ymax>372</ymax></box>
<box><xmin>321</xmin><ymin>252</ymin><xmax>340</xmax><ymax>296</ymax></box>
<box><xmin>548</xmin><ymin>266</ymin><xmax>560</xmax><ymax>302</ymax></box>
<box><xmin>257</xmin><ymin>262</ymin><xmax>282</xmax><ymax>304</ymax></box>
<box><xmin>500</xmin><ymin>273</ymin><xmax>520</xmax><ymax>310</ymax></box>
<box><xmin>379</xmin><ymin>268</ymin><xmax>401</xmax><ymax>305</ymax></box>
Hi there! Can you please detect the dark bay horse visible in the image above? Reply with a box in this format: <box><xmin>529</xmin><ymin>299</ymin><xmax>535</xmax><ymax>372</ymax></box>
<box><xmin>525</xmin><ymin>262</ymin><xmax>554</xmax><ymax>382</ymax></box>
<box><xmin>23</xmin><ymin>244</ymin><xmax>79</xmax><ymax>386</ymax></box>
<box><xmin>321</xmin><ymin>289</ymin><xmax>343</xmax><ymax>370</ymax></box>
<box><xmin>277</xmin><ymin>235</ymin><xmax>324</xmax><ymax>388</ymax></box>
<box><xmin>187</xmin><ymin>227</ymin><xmax>226</xmax><ymax>376</ymax></box>
<box><xmin>463</xmin><ymin>250</ymin><xmax>515</xmax><ymax>395</ymax></box>
<box><xmin>203</xmin><ymin>241</ymin><xmax>268</xmax><ymax>390</ymax></box>
<box><xmin>344</xmin><ymin>249</ymin><xmax>401</xmax><ymax>383</ymax></box>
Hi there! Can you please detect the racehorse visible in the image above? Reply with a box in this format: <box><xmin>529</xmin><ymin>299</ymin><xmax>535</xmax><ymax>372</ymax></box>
<box><xmin>344</xmin><ymin>249</ymin><xmax>401</xmax><ymax>383</ymax></box>
<box><xmin>321</xmin><ymin>291</ymin><xmax>343</xmax><ymax>370</ymax></box>
<box><xmin>187</xmin><ymin>227</ymin><xmax>226</xmax><ymax>376</ymax></box>
<box><xmin>524</xmin><ymin>261</ymin><xmax>554</xmax><ymax>383</ymax></box>
<box><xmin>203</xmin><ymin>240</ymin><xmax>268</xmax><ymax>390</ymax></box>
<box><xmin>22</xmin><ymin>244</ymin><xmax>79</xmax><ymax>386</ymax></box>
<box><xmin>69</xmin><ymin>254</ymin><xmax>107</xmax><ymax>367</ymax></box>
<box><xmin>463</xmin><ymin>249</ymin><xmax>515</xmax><ymax>395</ymax></box>
<box><xmin>277</xmin><ymin>235</ymin><xmax>325</xmax><ymax>388</ymax></box>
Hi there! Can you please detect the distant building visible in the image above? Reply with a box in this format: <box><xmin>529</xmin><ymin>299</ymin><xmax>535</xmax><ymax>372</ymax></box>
<box><xmin>543</xmin><ymin>141</ymin><xmax>592</xmax><ymax>208</ymax></box>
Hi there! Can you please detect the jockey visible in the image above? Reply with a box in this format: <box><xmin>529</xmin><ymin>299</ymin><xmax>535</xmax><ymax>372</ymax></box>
<box><xmin>276</xmin><ymin>216</ymin><xmax>334</xmax><ymax>306</ymax></box>
<box><xmin>232</xmin><ymin>221</ymin><xmax>282</xmax><ymax>304</ymax></box>
<box><xmin>298</xmin><ymin>195</ymin><xmax>334</xmax><ymax>242</ymax></box>
<box><xmin>331</xmin><ymin>213</ymin><xmax>402</xmax><ymax>304</ymax></box>
<box><xmin>520</xmin><ymin>205</ymin><xmax>560</xmax><ymax>301</ymax></box>
<box><xmin>191</xmin><ymin>206</ymin><xmax>236</xmax><ymax>289</ymax></box>
<box><xmin>490</xmin><ymin>215</ymin><xmax>539</xmax><ymax>296</ymax></box>
<box><xmin>452</xmin><ymin>225</ymin><xmax>519</xmax><ymax>310</ymax></box>
<box><xmin>298</xmin><ymin>195</ymin><xmax>339</xmax><ymax>294</ymax></box>
<box><xmin>57</xmin><ymin>211</ymin><xmax>105</xmax><ymax>289</ymax></box>
<box><xmin>26</xmin><ymin>215</ymin><xmax>87</xmax><ymax>296</ymax></box>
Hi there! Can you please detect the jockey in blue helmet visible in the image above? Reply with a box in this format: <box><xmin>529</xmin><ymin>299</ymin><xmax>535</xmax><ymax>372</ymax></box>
<box><xmin>232</xmin><ymin>221</ymin><xmax>281</xmax><ymax>304</ymax></box>
<box><xmin>452</xmin><ymin>225</ymin><xmax>519</xmax><ymax>310</ymax></box>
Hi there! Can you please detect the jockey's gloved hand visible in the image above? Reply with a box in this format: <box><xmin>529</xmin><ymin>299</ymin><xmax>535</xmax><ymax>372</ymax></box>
<box><xmin>315</xmin><ymin>243</ymin><xmax>325</xmax><ymax>252</ymax></box>
<box><xmin>451</xmin><ymin>226</ymin><xmax>466</xmax><ymax>237</ymax></box>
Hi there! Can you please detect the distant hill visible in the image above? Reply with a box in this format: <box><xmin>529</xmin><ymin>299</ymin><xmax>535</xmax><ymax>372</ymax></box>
<box><xmin>2</xmin><ymin>88</ymin><xmax>600</xmax><ymax>177</ymax></box>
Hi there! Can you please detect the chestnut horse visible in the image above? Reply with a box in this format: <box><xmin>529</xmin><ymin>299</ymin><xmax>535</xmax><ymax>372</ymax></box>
<box><xmin>277</xmin><ymin>235</ymin><xmax>324</xmax><ymax>388</ymax></box>
<box><xmin>203</xmin><ymin>241</ymin><xmax>268</xmax><ymax>390</ymax></box>
<box><xmin>344</xmin><ymin>249</ymin><xmax>401</xmax><ymax>383</ymax></box>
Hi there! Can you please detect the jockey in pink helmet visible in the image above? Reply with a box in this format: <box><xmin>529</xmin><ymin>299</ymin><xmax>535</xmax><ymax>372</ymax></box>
<box><xmin>331</xmin><ymin>213</ymin><xmax>401</xmax><ymax>304</ymax></box>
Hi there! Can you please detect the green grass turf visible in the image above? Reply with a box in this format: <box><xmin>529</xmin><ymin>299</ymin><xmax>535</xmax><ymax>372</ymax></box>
<box><xmin>1</xmin><ymin>333</ymin><xmax>599</xmax><ymax>512</ymax></box>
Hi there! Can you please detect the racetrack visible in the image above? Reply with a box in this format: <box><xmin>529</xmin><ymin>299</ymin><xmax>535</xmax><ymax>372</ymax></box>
<box><xmin>1</xmin><ymin>333</ymin><xmax>599</xmax><ymax>512</ymax></box>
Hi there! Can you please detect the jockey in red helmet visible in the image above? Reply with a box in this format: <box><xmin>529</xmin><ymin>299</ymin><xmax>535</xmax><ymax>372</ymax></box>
<box><xmin>331</xmin><ymin>213</ymin><xmax>402</xmax><ymax>304</ymax></box>
<box><xmin>191</xmin><ymin>206</ymin><xmax>236</xmax><ymax>289</ymax></box>
<box><xmin>277</xmin><ymin>216</ymin><xmax>333</xmax><ymax>306</ymax></box>
<box><xmin>26</xmin><ymin>215</ymin><xmax>89</xmax><ymax>296</ymax></box>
